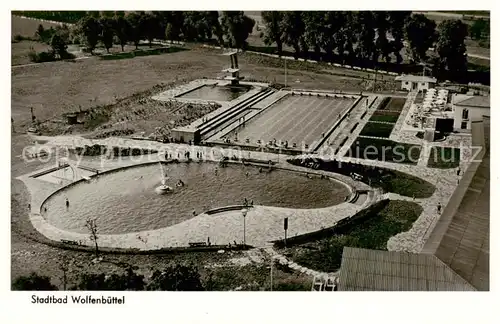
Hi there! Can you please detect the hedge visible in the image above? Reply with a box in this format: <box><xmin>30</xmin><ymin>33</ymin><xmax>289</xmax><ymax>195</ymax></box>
<box><xmin>288</xmin><ymin>157</ymin><xmax>435</xmax><ymax>198</ymax></box>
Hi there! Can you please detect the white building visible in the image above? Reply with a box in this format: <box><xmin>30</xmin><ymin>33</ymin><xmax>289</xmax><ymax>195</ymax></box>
<box><xmin>452</xmin><ymin>94</ymin><xmax>490</xmax><ymax>132</ymax></box>
<box><xmin>395</xmin><ymin>74</ymin><xmax>437</xmax><ymax>91</ymax></box>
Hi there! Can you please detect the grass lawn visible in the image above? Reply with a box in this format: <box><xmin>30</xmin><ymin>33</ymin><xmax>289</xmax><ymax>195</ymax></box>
<box><xmin>346</xmin><ymin>137</ymin><xmax>421</xmax><ymax>164</ymax></box>
<box><xmin>428</xmin><ymin>147</ymin><xmax>461</xmax><ymax>168</ymax></box>
<box><xmin>359</xmin><ymin>121</ymin><xmax>395</xmax><ymax>138</ymax></box>
<box><xmin>369</xmin><ymin>111</ymin><xmax>400</xmax><ymax>123</ymax></box>
<box><xmin>385</xmin><ymin>97</ymin><xmax>406</xmax><ymax>111</ymax></box>
<box><xmin>376</xmin><ymin>97</ymin><xmax>406</xmax><ymax>112</ymax></box>
<box><xmin>282</xmin><ymin>200</ymin><xmax>423</xmax><ymax>272</ymax></box>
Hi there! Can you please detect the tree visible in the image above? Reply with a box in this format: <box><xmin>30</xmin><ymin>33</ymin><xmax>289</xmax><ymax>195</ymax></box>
<box><xmin>125</xmin><ymin>12</ymin><xmax>143</xmax><ymax>49</ymax></box>
<box><xmin>302</xmin><ymin>12</ymin><xmax>324</xmax><ymax>60</ymax></box>
<box><xmin>77</xmin><ymin>16</ymin><xmax>101</xmax><ymax>54</ymax></box>
<box><xmin>404</xmin><ymin>14</ymin><xmax>437</xmax><ymax>63</ymax></box>
<box><xmin>35</xmin><ymin>24</ymin><xmax>45</xmax><ymax>40</ymax></box>
<box><xmin>183</xmin><ymin>11</ymin><xmax>210</xmax><ymax>42</ymax></box>
<box><xmin>146</xmin><ymin>264</ymin><xmax>204</xmax><ymax>291</ymax></box>
<box><xmin>352</xmin><ymin>11</ymin><xmax>377</xmax><ymax>65</ymax></box>
<box><xmin>140</xmin><ymin>12</ymin><xmax>161</xmax><ymax>47</ymax></box>
<box><xmin>206</xmin><ymin>11</ymin><xmax>224</xmax><ymax>45</ymax></box>
<box><xmin>469</xmin><ymin>18</ymin><xmax>489</xmax><ymax>40</ymax></box>
<box><xmin>221</xmin><ymin>11</ymin><xmax>255</xmax><ymax>49</ymax></box>
<box><xmin>388</xmin><ymin>11</ymin><xmax>412</xmax><ymax>65</ymax></box>
<box><xmin>50</xmin><ymin>33</ymin><xmax>68</xmax><ymax>58</ymax></box>
<box><xmin>100</xmin><ymin>11</ymin><xmax>115</xmax><ymax>18</ymax></box>
<box><xmin>436</xmin><ymin>19</ymin><xmax>468</xmax><ymax>79</ymax></box>
<box><xmin>114</xmin><ymin>15</ymin><xmax>130</xmax><ymax>51</ymax></box>
<box><xmin>99</xmin><ymin>16</ymin><xmax>115</xmax><ymax>53</ymax></box>
<box><xmin>261</xmin><ymin>11</ymin><xmax>285</xmax><ymax>56</ymax></box>
<box><xmin>281</xmin><ymin>11</ymin><xmax>306</xmax><ymax>59</ymax></box>
<box><xmin>12</xmin><ymin>272</ymin><xmax>58</xmax><ymax>291</ymax></box>
<box><xmin>85</xmin><ymin>218</ymin><xmax>99</xmax><ymax>257</ymax></box>
<box><xmin>374</xmin><ymin>11</ymin><xmax>392</xmax><ymax>63</ymax></box>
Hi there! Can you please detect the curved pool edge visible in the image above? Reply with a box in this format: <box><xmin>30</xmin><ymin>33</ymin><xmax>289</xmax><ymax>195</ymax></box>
<box><xmin>19</xmin><ymin>159</ymin><xmax>370</xmax><ymax>252</ymax></box>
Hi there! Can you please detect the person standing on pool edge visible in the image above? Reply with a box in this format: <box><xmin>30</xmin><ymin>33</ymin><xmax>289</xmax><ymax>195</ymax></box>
<box><xmin>66</xmin><ymin>198</ymin><xmax>70</xmax><ymax>209</ymax></box>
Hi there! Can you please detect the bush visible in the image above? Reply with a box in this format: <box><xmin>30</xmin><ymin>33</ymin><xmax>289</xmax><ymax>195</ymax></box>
<box><xmin>147</xmin><ymin>264</ymin><xmax>204</xmax><ymax>291</ymax></box>
<box><xmin>12</xmin><ymin>34</ymin><xmax>31</xmax><ymax>42</ymax></box>
<box><xmin>12</xmin><ymin>272</ymin><xmax>58</xmax><ymax>291</ymax></box>
<box><xmin>28</xmin><ymin>50</ymin><xmax>56</xmax><ymax>63</ymax></box>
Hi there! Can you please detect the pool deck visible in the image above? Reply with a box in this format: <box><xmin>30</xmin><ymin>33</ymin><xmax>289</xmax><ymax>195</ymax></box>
<box><xmin>19</xmin><ymin>137</ymin><xmax>373</xmax><ymax>250</ymax></box>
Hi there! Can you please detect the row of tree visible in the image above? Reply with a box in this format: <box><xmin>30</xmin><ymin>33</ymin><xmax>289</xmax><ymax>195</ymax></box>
<box><xmin>260</xmin><ymin>11</ymin><xmax>470</xmax><ymax>78</ymax></box>
<box><xmin>73</xmin><ymin>11</ymin><xmax>254</xmax><ymax>54</ymax></box>
<box><xmin>27</xmin><ymin>11</ymin><xmax>477</xmax><ymax>80</ymax></box>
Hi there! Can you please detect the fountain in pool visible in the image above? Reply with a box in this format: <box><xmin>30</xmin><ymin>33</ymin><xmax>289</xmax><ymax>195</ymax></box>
<box><xmin>155</xmin><ymin>163</ymin><xmax>173</xmax><ymax>194</ymax></box>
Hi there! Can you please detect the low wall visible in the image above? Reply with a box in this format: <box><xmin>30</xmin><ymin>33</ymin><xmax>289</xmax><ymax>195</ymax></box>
<box><xmin>206</xmin><ymin>205</ymin><xmax>252</xmax><ymax>215</ymax></box>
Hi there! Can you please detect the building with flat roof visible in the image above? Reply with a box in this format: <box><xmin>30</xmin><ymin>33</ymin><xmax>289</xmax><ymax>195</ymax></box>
<box><xmin>452</xmin><ymin>94</ymin><xmax>490</xmax><ymax>132</ymax></box>
<box><xmin>395</xmin><ymin>74</ymin><xmax>437</xmax><ymax>91</ymax></box>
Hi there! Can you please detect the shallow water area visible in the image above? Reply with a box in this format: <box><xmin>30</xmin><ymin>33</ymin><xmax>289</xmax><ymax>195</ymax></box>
<box><xmin>42</xmin><ymin>163</ymin><xmax>349</xmax><ymax>234</ymax></box>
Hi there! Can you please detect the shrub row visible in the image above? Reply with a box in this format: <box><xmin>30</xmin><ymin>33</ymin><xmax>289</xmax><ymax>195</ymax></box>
<box><xmin>69</xmin><ymin>144</ymin><xmax>158</xmax><ymax>157</ymax></box>
<box><xmin>288</xmin><ymin>157</ymin><xmax>435</xmax><ymax>198</ymax></box>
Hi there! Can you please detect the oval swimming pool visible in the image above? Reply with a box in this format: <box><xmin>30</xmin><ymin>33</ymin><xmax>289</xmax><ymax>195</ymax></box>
<box><xmin>42</xmin><ymin>163</ymin><xmax>349</xmax><ymax>234</ymax></box>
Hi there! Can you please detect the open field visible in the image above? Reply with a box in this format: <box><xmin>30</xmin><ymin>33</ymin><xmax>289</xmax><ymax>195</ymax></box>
<box><xmin>12</xmin><ymin>48</ymin><xmax>382</xmax><ymax>135</ymax></box>
<box><xmin>11</xmin><ymin>15</ymin><xmax>63</xmax><ymax>37</ymax></box>
<box><xmin>226</xmin><ymin>95</ymin><xmax>355</xmax><ymax>146</ymax></box>
<box><xmin>11</xmin><ymin>40</ymin><xmax>52</xmax><ymax>66</ymax></box>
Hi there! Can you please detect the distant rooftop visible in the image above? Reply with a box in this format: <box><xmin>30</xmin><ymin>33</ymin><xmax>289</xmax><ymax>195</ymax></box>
<box><xmin>337</xmin><ymin>247</ymin><xmax>476</xmax><ymax>291</ymax></box>
<box><xmin>453</xmin><ymin>94</ymin><xmax>490</xmax><ymax>108</ymax></box>
<box><xmin>395</xmin><ymin>74</ymin><xmax>437</xmax><ymax>83</ymax></box>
